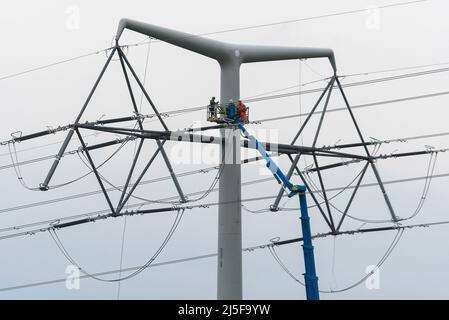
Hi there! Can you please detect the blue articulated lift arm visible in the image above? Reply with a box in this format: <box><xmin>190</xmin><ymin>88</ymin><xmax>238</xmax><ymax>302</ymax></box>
<box><xmin>237</xmin><ymin>120</ymin><xmax>320</xmax><ymax>300</ymax></box>
<box><xmin>237</xmin><ymin>121</ymin><xmax>299</xmax><ymax>197</ymax></box>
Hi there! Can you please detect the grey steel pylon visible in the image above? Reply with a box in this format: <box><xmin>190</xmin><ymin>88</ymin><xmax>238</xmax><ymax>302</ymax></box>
<box><xmin>115</xmin><ymin>18</ymin><xmax>336</xmax><ymax>300</ymax></box>
<box><xmin>42</xmin><ymin>18</ymin><xmax>337</xmax><ymax>300</ymax></box>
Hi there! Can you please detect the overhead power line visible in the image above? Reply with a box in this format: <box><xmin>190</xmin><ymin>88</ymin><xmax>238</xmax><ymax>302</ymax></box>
<box><xmin>1</xmin><ymin>217</ymin><xmax>447</xmax><ymax>294</ymax></box>
<box><xmin>340</xmin><ymin>61</ymin><xmax>449</xmax><ymax>79</ymax></box>
<box><xmin>248</xmin><ymin>67</ymin><xmax>449</xmax><ymax>104</ymax></box>
<box><xmin>252</xmin><ymin>90</ymin><xmax>449</xmax><ymax>124</ymax></box>
<box><xmin>242</xmin><ymin>59</ymin><xmax>449</xmax><ymax>100</ymax></box>
<box><xmin>2</xmin><ymin>64</ymin><xmax>448</xmax><ymax>150</ymax></box>
<box><xmin>0</xmin><ymin>143</ymin><xmax>443</xmax><ymax>216</ymax></box>
<box><xmin>0</xmin><ymin>0</ymin><xmax>430</xmax><ymax>84</ymax></box>
<box><xmin>0</xmin><ymin>38</ymin><xmax>153</xmax><ymax>83</ymax></box>
<box><xmin>0</xmin><ymin>48</ymin><xmax>113</xmax><ymax>82</ymax></box>
<box><xmin>105</xmin><ymin>65</ymin><xmax>449</xmax><ymax>120</ymax></box>
<box><xmin>2</xmin><ymin>125</ymin><xmax>449</xmax><ymax>173</ymax></box>
<box><xmin>1</xmin><ymin>164</ymin><xmax>449</xmax><ymax>241</ymax></box>
<box><xmin>144</xmin><ymin>0</ymin><xmax>429</xmax><ymax>41</ymax></box>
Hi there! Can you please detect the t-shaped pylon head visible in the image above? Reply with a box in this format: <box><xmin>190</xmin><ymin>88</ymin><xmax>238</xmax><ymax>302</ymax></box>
<box><xmin>115</xmin><ymin>18</ymin><xmax>337</xmax><ymax>72</ymax></box>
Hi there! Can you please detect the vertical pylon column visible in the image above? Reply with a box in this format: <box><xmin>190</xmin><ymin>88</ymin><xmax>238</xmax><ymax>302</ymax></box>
<box><xmin>217</xmin><ymin>62</ymin><xmax>242</xmax><ymax>300</ymax></box>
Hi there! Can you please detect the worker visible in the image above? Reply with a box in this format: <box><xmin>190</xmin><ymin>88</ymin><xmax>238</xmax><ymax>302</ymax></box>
<box><xmin>226</xmin><ymin>99</ymin><xmax>237</xmax><ymax>121</ymax></box>
<box><xmin>209</xmin><ymin>97</ymin><xmax>218</xmax><ymax>119</ymax></box>
<box><xmin>237</xmin><ymin>100</ymin><xmax>247</xmax><ymax>123</ymax></box>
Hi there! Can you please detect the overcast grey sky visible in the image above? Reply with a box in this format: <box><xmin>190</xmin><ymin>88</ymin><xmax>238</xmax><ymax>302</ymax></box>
<box><xmin>1</xmin><ymin>0</ymin><xmax>449</xmax><ymax>299</ymax></box>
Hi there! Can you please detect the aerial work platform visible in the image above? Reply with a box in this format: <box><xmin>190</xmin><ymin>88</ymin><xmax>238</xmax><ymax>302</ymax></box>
<box><xmin>207</xmin><ymin>100</ymin><xmax>250</xmax><ymax>124</ymax></box>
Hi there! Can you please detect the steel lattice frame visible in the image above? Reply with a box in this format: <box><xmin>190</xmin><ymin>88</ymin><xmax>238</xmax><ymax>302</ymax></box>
<box><xmin>39</xmin><ymin>43</ymin><xmax>398</xmax><ymax>234</ymax></box>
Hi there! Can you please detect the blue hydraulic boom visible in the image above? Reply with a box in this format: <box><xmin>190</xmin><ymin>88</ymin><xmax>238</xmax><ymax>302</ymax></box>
<box><xmin>236</xmin><ymin>119</ymin><xmax>320</xmax><ymax>300</ymax></box>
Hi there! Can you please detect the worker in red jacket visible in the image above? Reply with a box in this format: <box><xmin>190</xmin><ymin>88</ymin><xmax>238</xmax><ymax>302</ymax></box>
<box><xmin>237</xmin><ymin>100</ymin><xmax>247</xmax><ymax>123</ymax></box>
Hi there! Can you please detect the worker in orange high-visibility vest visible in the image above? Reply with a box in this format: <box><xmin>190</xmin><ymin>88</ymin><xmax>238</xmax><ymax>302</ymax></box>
<box><xmin>237</xmin><ymin>100</ymin><xmax>247</xmax><ymax>123</ymax></box>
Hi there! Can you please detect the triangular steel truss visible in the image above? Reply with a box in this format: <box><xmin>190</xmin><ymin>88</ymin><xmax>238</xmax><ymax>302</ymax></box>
<box><xmin>40</xmin><ymin>45</ymin><xmax>187</xmax><ymax>216</ymax></box>
<box><xmin>270</xmin><ymin>75</ymin><xmax>398</xmax><ymax>233</ymax></box>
